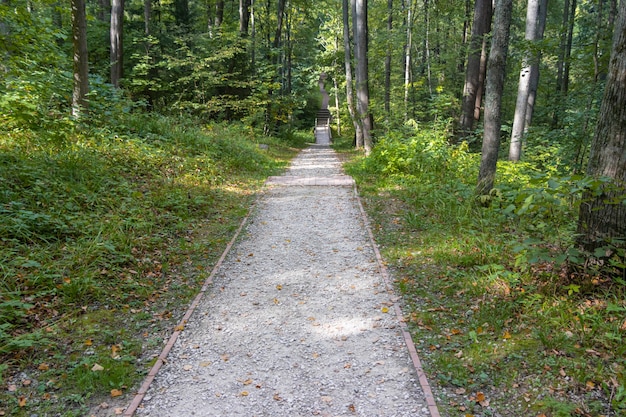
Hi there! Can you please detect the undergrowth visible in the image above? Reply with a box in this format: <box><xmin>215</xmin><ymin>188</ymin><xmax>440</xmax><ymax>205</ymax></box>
<box><xmin>340</xmin><ymin>123</ymin><xmax>625</xmax><ymax>417</ymax></box>
<box><xmin>0</xmin><ymin>100</ymin><xmax>308</xmax><ymax>415</ymax></box>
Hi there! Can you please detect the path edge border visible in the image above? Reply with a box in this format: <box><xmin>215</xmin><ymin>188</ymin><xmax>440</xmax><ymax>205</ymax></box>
<box><xmin>122</xmin><ymin>201</ymin><xmax>257</xmax><ymax>417</ymax></box>
<box><xmin>353</xmin><ymin>185</ymin><xmax>442</xmax><ymax>417</ymax></box>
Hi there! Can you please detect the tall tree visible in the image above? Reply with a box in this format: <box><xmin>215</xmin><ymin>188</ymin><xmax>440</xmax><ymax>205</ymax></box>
<box><xmin>384</xmin><ymin>0</ymin><xmax>393</xmax><ymax>122</ymax></box>
<box><xmin>576</xmin><ymin>0</ymin><xmax>626</xmax><ymax>255</ymax></box>
<box><xmin>110</xmin><ymin>0</ymin><xmax>124</xmax><ymax>88</ymax></box>
<box><xmin>509</xmin><ymin>0</ymin><xmax>548</xmax><ymax>161</ymax></box>
<box><xmin>477</xmin><ymin>0</ymin><xmax>513</xmax><ymax>195</ymax></box>
<box><xmin>403</xmin><ymin>0</ymin><xmax>414</xmax><ymax>122</ymax></box>
<box><xmin>71</xmin><ymin>0</ymin><xmax>89</xmax><ymax>117</ymax></box>
<box><xmin>239</xmin><ymin>0</ymin><xmax>251</xmax><ymax>36</ymax></box>
<box><xmin>458</xmin><ymin>0</ymin><xmax>492</xmax><ymax>139</ymax></box>
<box><xmin>343</xmin><ymin>0</ymin><xmax>360</xmax><ymax>144</ymax></box>
<box><xmin>553</xmin><ymin>0</ymin><xmax>577</xmax><ymax>127</ymax></box>
<box><xmin>354</xmin><ymin>0</ymin><xmax>372</xmax><ymax>153</ymax></box>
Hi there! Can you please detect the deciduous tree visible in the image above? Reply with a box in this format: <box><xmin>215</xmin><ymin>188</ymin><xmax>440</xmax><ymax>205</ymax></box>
<box><xmin>477</xmin><ymin>0</ymin><xmax>513</xmax><ymax>195</ymax></box>
<box><xmin>576</xmin><ymin>0</ymin><xmax>626</xmax><ymax>256</ymax></box>
<box><xmin>71</xmin><ymin>0</ymin><xmax>89</xmax><ymax>117</ymax></box>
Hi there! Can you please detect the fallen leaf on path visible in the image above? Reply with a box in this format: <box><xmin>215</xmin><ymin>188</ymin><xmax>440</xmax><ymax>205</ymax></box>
<box><xmin>200</xmin><ymin>361</ymin><xmax>211</xmax><ymax>367</ymax></box>
<box><xmin>91</xmin><ymin>363</ymin><xmax>104</xmax><ymax>372</ymax></box>
<box><xmin>381</xmin><ymin>307</ymin><xmax>389</xmax><ymax>313</ymax></box>
<box><xmin>348</xmin><ymin>404</ymin><xmax>356</xmax><ymax>413</ymax></box>
<box><xmin>18</xmin><ymin>396</ymin><xmax>27</xmax><ymax>407</ymax></box>
<box><xmin>183</xmin><ymin>365</ymin><xmax>193</xmax><ymax>371</ymax></box>
<box><xmin>110</xmin><ymin>389</ymin><xmax>123</xmax><ymax>398</ymax></box>
<box><xmin>242</xmin><ymin>379</ymin><xmax>253</xmax><ymax>385</ymax></box>
<box><xmin>38</xmin><ymin>363</ymin><xmax>50</xmax><ymax>371</ymax></box>
<box><xmin>240</xmin><ymin>391</ymin><xmax>249</xmax><ymax>396</ymax></box>
<box><xmin>276</xmin><ymin>284</ymin><xmax>282</xmax><ymax>290</ymax></box>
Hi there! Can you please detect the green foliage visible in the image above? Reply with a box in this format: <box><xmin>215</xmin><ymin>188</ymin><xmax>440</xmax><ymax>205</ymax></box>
<box><xmin>0</xmin><ymin>84</ymin><xmax>303</xmax><ymax>413</ymax></box>
<box><xmin>346</xmin><ymin>120</ymin><xmax>626</xmax><ymax>416</ymax></box>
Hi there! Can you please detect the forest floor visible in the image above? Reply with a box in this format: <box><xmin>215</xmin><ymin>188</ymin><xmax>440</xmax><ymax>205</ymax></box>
<box><xmin>118</xmin><ymin>145</ymin><xmax>439</xmax><ymax>416</ymax></box>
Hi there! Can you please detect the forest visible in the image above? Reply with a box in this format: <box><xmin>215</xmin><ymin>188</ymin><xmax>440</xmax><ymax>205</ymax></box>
<box><xmin>1</xmin><ymin>0</ymin><xmax>625</xmax><ymax>415</ymax></box>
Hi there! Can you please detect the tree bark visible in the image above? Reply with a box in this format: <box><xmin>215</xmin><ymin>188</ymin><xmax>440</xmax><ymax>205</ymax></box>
<box><xmin>403</xmin><ymin>0</ymin><xmax>414</xmax><ymax>122</ymax></box>
<box><xmin>477</xmin><ymin>0</ymin><xmax>513</xmax><ymax>195</ymax></box>
<box><xmin>215</xmin><ymin>0</ymin><xmax>224</xmax><ymax>27</ymax></box>
<box><xmin>509</xmin><ymin>0</ymin><xmax>548</xmax><ymax>161</ymax></box>
<box><xmin>343</xmin><ymin>0</ymin><xmax>360</xmax><ymax>145</ymax></box>
<box><xmin>458</xmin><ymin>0</ymin><xmax>492</xmax><ymax>139</ymax></box>
<box><xmin>239</xmin><ymin>0</ymin><xmax>251</xmax><ymax>36</ymax></box>
<box><xmin>71</xmin><ymin>0</ymin><xmax>89</xmax><ymax>117</ymax></box>
<box><xmin>110</xmin><ymin>0</ymin><xmax>124</xmax><ymax>88</ymax></box>
<box><xmin>577</xmin><ymin>0</ymin><xmax>626</xmax><ymax>254</ymax></box>
<box><xmin>354</xmin><ymin>0</ymin><xmax>372</xmax><ymax>154</ymax></box>
<box><xmin>384</xmin><ymin>0</ymin><xmax>392</xmax><ymax>122</ymax></box>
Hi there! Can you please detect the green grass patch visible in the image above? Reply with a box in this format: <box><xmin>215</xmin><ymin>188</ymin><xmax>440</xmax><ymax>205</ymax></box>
<box><xmin>0</xmin><ymin>111</ymin><xmax>307</xmax><ymax>415</ymax></box>
<box><xmin>343</xmin><ymin>125</ymin><xmax>626</xmax><ymax>417</ymax></box>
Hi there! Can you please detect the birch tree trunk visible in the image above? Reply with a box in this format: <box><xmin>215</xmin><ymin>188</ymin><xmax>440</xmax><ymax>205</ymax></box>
<box><xmin>477</xmin><ymin>0</ymin><xmax>513</xmax><ymax>195</ymax></box>
<box><xmin>577</xmin><ymin>0</ymin><xmax>626</xmax><ymax>255</ymax></box>
<box><xmin>509</xmin><ymin>0</ymin><xmax>548</xmax><ymax>161</ymax></box>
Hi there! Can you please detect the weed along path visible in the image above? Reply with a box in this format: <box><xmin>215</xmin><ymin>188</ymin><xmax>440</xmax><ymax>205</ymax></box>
<box><xmin>126</xmin><ymin>145</ymin><xmax>440</xmax><ymax>417</ymax></box>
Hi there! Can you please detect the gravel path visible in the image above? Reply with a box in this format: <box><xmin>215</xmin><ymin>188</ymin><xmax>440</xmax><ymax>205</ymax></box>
<box><xmin>130</xmin><ymin>145</ymin><xmax>437</xmax><ymax>417</ymax></box>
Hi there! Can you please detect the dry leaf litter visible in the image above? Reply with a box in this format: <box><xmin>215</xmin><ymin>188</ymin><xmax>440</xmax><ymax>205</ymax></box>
<box><xmin>136</xmin><ymin>145</ymin><xmax>431</xmax><ymax>416</ymax></box>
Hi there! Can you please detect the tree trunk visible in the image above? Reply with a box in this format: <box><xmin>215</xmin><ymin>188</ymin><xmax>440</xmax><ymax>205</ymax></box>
<box><xmin>97</xmin><ymin>0</ymin><xmax>110</xmax><ymax>22</ymax></box>
<box><xmin>273</xmin><ymin>0</ymin><xmax>286</xmax><ymax>49</ymax></box>
<box><xmin>354</xmin><ymin>0</ymin><xmax>372</xmax><ymax>154</ymax></box>
<box><xmin>509</xmin><ymin>0</ymin><xmax>548</xmax><ymax>161</ymax></box>
<box><xmin>144</xmin><ymin>0</ymin><xmax>151</xmax><ymax>35</ymax></box>
<box><xmin>110</xmin><ymin>0</ymin><xmax>124</xmax><ymax>88</ymax></box>
<box><xmin>384</xmin><ymin>0</ymin><xmax>392</xmax><ymax>123</ymax></box>
<box><xmin>576</xmin><ymin>0</ymin><xmax>626</xmax><ymax>254</ymax></box>
<box><xmin>477</xmin><ymin>0</ymin><xmax>513</xmax><ymax>196</ymax></box>
<box><xmin>403</xmin><ymin>0</ymin><xmax>413</xmax><ymax>122</ymax></box>
<box><xmin>422</xmin><ymin>0</ymin><xmax>432</xmax><ymax>95</ymax></box>
<box><xmin>343</xmin><ymin>0</ymin><xmax>360</xmax><ymax>145</ymax></box>
<box><xmin>458</xmin><ymin>0</ymin><xmax>492</xmax><ymax>139</ymax></box>
<box><xmin>239</xmin><ymin>0</ymin><xmax>251</xmax><ymax>36</ymax></box>
<box><xmin>215</xmin><ymin>0</ymin><xmax>224</xmax><ymax>27</ymax></box>
<box><xmin>71</xmin><ymin>0</ymin><xmax>89</xmax><ymax>117</ymax></box>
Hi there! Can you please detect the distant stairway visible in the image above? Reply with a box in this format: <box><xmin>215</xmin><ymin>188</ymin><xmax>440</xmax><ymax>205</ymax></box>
<box><xmin>315</xmin><ymin>109</ymin><xmax>332</xmax><ymax>145</ymax></box>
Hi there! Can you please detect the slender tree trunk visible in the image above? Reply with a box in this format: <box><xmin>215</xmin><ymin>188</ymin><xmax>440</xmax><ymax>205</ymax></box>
<box><xmin>384</xmin><ymin>0</ymin><xmax>393</xmax><ymax>124</ymax></box>
<box><xmin>509</xmin><ymin>0</ymin><xmax>548</xmax><ymax>161</ymax></box>
<box><xmin>458</xmin><ymin>0</ymin><xmax>471</xmax><ymax>73</ymax></box>
<box><xmin>403</xmin><ymin>0</ymin><xmax>413</xmax><ymax>122</ymax></box>
<box><xmin>239</xmin><ymin>0</ymin><xmax>251</xmax><ymax>36</ymax></box>
<box><xmin>273</xmin><ymin>0</ymin><xmax>286</xmax><ymax>49</ymax></box>
<box><xmin>422</xmin><ymin>0</ymin><xmax>432</xmax><ymax>95</ymax></box>
<box><xmin>215</xmin><ymin>0</ymin><xmax>224</xmax><ymax>27</ymax></box>
<box><xmin>144</xmin><ymin>0</ymin><xmax>151</xmax><ymax>35</ymax></box>
<box><xmin>563</xmin><ymin>0</ymin><xmax>576</xmax><ymax>96</ymax></box>
<box><xmin>474</xmin><ymin>35</ymin><xmax>488</xmax><ymax>124</ymax></box>
<box><xmin>333</xmin><ymin>76</ymin><xmax>341</xmax><ymax>135</ymax></box>
<box><xmin>71</xmin><ymin>0</ymin><xmax>89</xmax><ymax>117</ymax></box>
<box><xmin>458</xmin><ymin>0</ymin><xmax>492</xmax><ymax>139</ymax></box>
<box><xmin>477</xmin><ymin>0</ymin><xmax>513</xmax><ymax>195</ymax></box>
<box><xmin>577</xmin><ymin>0</ymin><xmax>626</xmax><ymax>256</ymax></box>
<box><xmin>354</xmin><ymin>0</ymin><xmax>372</xmax><ymax>154</ymax></box>
<box><xmin>110</xmin><ymin>0</ymin><xmax>124</xmax><ymax>88</ymax></box>
<box><xmin>343</xmin><ymin>0</ymin><xmax>359</xmax><ymax>145</ymax></box>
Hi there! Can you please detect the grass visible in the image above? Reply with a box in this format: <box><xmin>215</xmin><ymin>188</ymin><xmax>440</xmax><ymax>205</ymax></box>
<box><xmin>0</xmin><ymin>111</ymin><xmax>309</xmax><ymax>416</ymax></box>
<box><xmin>336</xmin><ymin>128</ymin><xmax>626</xmax><ymax>417</ymax></box>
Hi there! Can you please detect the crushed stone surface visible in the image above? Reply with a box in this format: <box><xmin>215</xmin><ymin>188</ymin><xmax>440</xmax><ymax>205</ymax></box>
<box><xmin>136</xmin><ymin>145</ymin><xmax>431</xmax><ymax>416</ymax></box>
